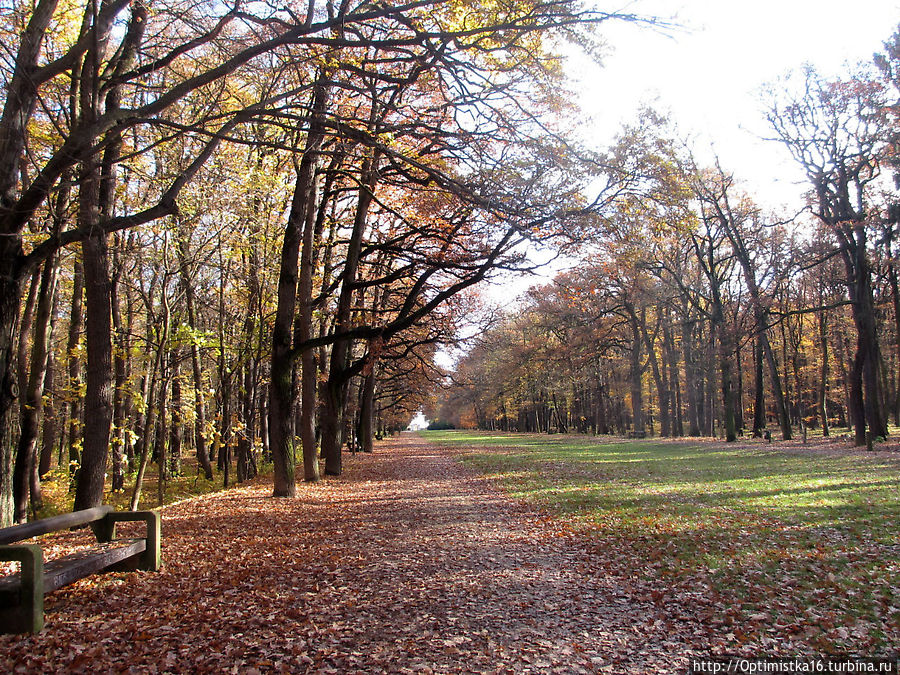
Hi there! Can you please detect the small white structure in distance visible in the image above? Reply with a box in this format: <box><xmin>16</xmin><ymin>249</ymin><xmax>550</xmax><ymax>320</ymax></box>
<box><xmin>407</xmin><ymin>412</ymin><xmax>429</xmax><ymax>431</ymax></box>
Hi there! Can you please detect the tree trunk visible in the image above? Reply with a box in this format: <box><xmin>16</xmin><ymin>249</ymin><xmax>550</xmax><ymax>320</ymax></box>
<box><xmin>681</xmin><ymin>317</ymin><xmax>701</xmax><ymax>436</ymax></box>
<box><xmin>322</xmin><ymin>152</ymin><xmax>379</xmax><ymax>475</ymax></box>
<box><xmin>269</xmin><ymin>178</ymin><xmax>305</xmax><ymax>496</ymax></box>
<box><xmin>0</xmin><ymin>251</ymin><xmax>23</xmax><ymax>527</ymax></box>
<box><xmin>13</xmin><ymin>255</ymin><xmax>57</xmax><ymax>521</ymax></box>
<box><xmin>852</xmin><ymin>232</ymin><xmax>888</xmax><ymax>441</ymax></box>
<box><xmin>759</xmin><ymin>334</ymin><xmax>792</xmax><ymax>440</ymax></box>
<box><xmin>358</xmin><ymin>371</ymin><xmax>376</xmax><ymax>453</ymax></box>
<box><xmin>129</xmin><ymin>360</ymin><xmax>159</xmax><ymax>511</ymax></box>
<box><xmin>110</xmin><ymin>250</ymin><xmax>128</xmax><ymax>492</ymax></box>
<box><xmin>220</xmin><ymin>373</ymin><xmax>232</xmax><ymax>489</ymax></box>
<box><xmin>752</xmin><ymin>339</ymin><xmax>765</xmax><ymax>437</ymax></box>
<box><xmin>65</xmin><ymin>259</ymin><xmax>85</xmax><ymax>478</ymax></box>
<box><xmin>722</xmin><ymin>208</ymin><xmax>792</xmax><ymax>439</ymax></box>
<box><xmin>627</xmin><ymin>307</ymin><xmax>644</xmax><ymax>433</ymax></box>
<box><xmin>0</xmin><ymin>0</ymin><xmax>60</xmax><ymax>526</ymax></box>
<box><xmin>718</xmin><ymin>342</ymin><xmax>737</xmax><ymax>442</ymax></box>
<box><xmin>269</xmin><ymin>80</ymin><xmax>329</xmax><ymax>493</ymax></box>
<box><xmin>888</xmin><ymin>256</ymin><xmax>900</xmax><ymax>426</ymax></box>
<box><xmin>74</xmin><ymin>229</ymin><xmax>114</xmax><ymax>511</ymax></box>
<box><xmin>11</xmin><ymin>268</ymin><xmax>39</xmax><ymax>521</ymax></box>
<box><xmin>155</xmin><ymin>349</ymin><xmax>169</xmax><ymax>507</ymax></box>
<box><xmin>818</xmin><ymin>308</ymin><xmax>830</xmax><ymax>437</ymax></box>
<box><xmin>38</xmin><ymin>322</ymin><xmax>58</xmax><ymax>477</ymax></box>
<box><xmin>169</xmin><ymin>351</ymin><xmax>183</xmax><ymax>478</ymax></box>
<box><xmin>839</xmin><ymin>227</ymin><xmax>887</xmax><ymax>445</ymax></box>
<box><xmin>236</xmin><ymin>362</ymin><xmax>254</xmax><ymax>483</ymax></box>
<box><xmin>639</xmin><ymin>309</ymin><xmax>670</xmax><ymax>437</ymax></box>
<box><xmin>216</xmin><ymin>247</ymin><xmax>231</xmax><ymax>486</ymax></box>
<box><xmin>75</xmin><ymin>0</ymin><xmax>148</xmax><ymax>508</ymax></box>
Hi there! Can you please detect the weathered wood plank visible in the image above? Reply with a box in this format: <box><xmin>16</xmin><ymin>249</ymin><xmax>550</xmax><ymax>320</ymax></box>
<box><xmin>0</xmin><ymin>544</ymin><xmax>43</xmax><ymax>633</ymax></box>
<box><xmin>0</xmin><ymin>507</ymin><xmax>113</xmax><ymax>545</ymax></box>
<box><xmin>43</xmin><ymin>539</ymin><xmax>145</xmax><ymax>592</ymax></box>
<box><xmin>0</xmin><ymin>539</ymin><xmax>145</xmax><ymax>596</ymax></box>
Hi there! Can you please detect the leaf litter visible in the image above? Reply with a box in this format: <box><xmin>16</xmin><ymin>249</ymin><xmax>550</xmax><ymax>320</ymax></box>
<box><xmin>1</xmin><ymin>434</ymin><xmax>740</xmax><ymax>673</ymax></box>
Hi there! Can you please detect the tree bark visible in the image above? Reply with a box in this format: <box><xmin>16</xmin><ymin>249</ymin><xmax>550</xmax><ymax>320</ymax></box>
<box><xmin>888</xmin><ymin>253</ymin><xmax>900</xmax><ymax>426</ymax></box>
<box><xmin>38</xmin><ymin>318</ymin><xmax>58</xmax><ymax>478</ymax></box>
<box><xmin>110</xmin><ymin>242</ymin><xmax>128</xmax><ymax>492</ymax></box>
<box><xmin>169</xmin><ymin>351</ymin><xmax>183</xmax><ymax>478</ymax></box>
<box><xmin>64</xmin><ymin>259</ymin><xmax>84</xmax><ymax>477</ymax></box>
<box><xmin>322</xmin><ymin>151</ymin><xmax>379</xmax><ymax>476</ymax></box>
<box><xmin>73</xmin><ymin>0</ymin><xmax>139</xmax><ymax>510</ymax></box>
<box><xmin>626</xmin><ymin>306</ymin><xmax>644</xmax><ymax>434</ymax></box>
<box><xmin>680</xmin><ymin>316</ymin><xmax>701</xmax><ymax>436</ymax></box>
<box><xmin>0</xmin><ymin>248</ymin><xmax>23</xmax><ymax>527</ymax></box>
<box><xmin>752</xmin><ymin>338</ymin><xmax>765</xmax><ymax>437</ymax></box>
<box><xmin>13</xmin><ymin>255</ymin><xmax>57</xmax><ymax>521</ymax></box>
<box><xmin>75</xmin><ymin>230</ymin><xmax>114</xmax><ymax>510</ymax></box>
<box><xmin>0</xmin><ymin>0</ymin><xmax>60</xmax><ymax>526</ymax></box>
<box><xmin>155</xmin><ymin>345</ymin><xmax>169</xmax><ymax>506</ymax></box>
<box><xmin>639</xmin><ymin>308</ymin><xmax>670</xmax><ymax>437</ymax></box>
<box><xmin>839</xmin><ymin>225</ymin><xmax>887</xmax><ymax>445</ymax></box>
<box><xmin>818</xmin><ymin>308</ymin><xmax>830</xmax><ymax>437</ymax></box>
<box><xmin>297</xmin><ymin>165</ymin><xmax>338</xmax><ymax>482</ymax></box>
<box><xmin>269</xmin><ymin>78</ymin><xmax>329</xmax><ymax>494</ymax></box>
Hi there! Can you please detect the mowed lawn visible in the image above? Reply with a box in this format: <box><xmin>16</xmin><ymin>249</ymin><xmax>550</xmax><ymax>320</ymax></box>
<box><xmin>422</xmin><ymin>430</ymin><xmax>900</xmax><ymax>654</ymax></box>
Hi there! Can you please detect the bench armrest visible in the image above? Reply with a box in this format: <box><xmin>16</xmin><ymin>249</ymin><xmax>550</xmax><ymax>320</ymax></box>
<box><xmin>95</xmin><ymin>511</ymin><xmax>161</xmax><ymax>572</ymax></box>
<box><xmin>0</xmin><ymin>544</ymin><xmax>44</xmax><ymax>633</ymax></box>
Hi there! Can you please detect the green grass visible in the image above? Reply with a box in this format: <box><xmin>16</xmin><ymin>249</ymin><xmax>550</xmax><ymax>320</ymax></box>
<box><xmin>424</xmin><ymin>430</ymin><xmax>900</xmax><ymax>653</ymax></box>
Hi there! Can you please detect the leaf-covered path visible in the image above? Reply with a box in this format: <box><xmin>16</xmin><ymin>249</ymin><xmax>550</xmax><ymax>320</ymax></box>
<box><xmin>2</xmin><ymin>434</ymin><xmax>708</xmax><ymax>673</ymax></box>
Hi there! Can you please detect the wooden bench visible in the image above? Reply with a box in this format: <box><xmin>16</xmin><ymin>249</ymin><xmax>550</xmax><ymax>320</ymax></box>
<box><xmin>626</xmin><ymin>430</ymin><xmax>647</xmax><ymax>439</ymax></box>
<box><xmin>0</xmin><ymin>506</ymin><xmax>160</xmax><ymax>633</ymax></box>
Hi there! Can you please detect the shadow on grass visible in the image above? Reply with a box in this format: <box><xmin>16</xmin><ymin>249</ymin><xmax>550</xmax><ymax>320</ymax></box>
<box><xmin>428</xmin><ymin>430</ymin><xmax>900</xmax><ymax>652</ymax></box>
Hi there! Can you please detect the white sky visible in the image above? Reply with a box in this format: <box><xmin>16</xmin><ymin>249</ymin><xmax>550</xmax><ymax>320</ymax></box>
<box><xmin>439</xmin><ymin>2</ymin><xmax>899</xmax><ymax>373</ymax></box>
<box><xmin>483</xmin><ymin>1</ymin><xmax>899</xmax><ymax>303</ymax></box>
<box><xmin>572</xmin><ymin>0</ymin><xmax>899</xmax><ymax>208</ymax></box>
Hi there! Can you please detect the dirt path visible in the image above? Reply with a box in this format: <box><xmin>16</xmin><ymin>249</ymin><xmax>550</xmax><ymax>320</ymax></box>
<box><xmin>2</xmin><ymin>434</ymin><xmax>707</xmax><ymax>673</ymax></box>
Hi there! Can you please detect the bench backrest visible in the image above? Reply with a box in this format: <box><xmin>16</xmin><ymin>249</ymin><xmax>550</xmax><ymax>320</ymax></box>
<box><xmin>0</xmin><ymin>506</ymin><xmax>114</xmax><ymax>545</ymax></box>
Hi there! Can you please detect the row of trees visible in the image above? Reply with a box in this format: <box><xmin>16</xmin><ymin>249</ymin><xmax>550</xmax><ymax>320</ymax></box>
<box><xmin>0</xmin><ymin>0</ymin><xmax>650</xmax><ymax>524</ymax></box>
<box><xmin>434</xmin><ymin>36</ymin><xmax>900</xmax><ymax>447</ymax></box>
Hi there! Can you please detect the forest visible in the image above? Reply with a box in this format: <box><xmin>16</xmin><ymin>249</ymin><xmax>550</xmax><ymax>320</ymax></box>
<box><xmin>435</xmin><ymin>48</ymin><xmax>900</xmax><ymax>452</ymax></box>
<box><xmin>0</xmin><ymin>0</ymin><xmax>897</xmax><ymax>530</ymax></box>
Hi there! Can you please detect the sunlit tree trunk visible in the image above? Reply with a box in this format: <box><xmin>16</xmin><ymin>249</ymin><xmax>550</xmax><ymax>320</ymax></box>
<box><xmin>110</xmin><ymin>239</ymin><xmax>128</xmax><ymax>492</ymax></box>
<box><xmin>0</xmin><ymin>0</ymin><xmax>61</xmax><ymax>526</ymax></box>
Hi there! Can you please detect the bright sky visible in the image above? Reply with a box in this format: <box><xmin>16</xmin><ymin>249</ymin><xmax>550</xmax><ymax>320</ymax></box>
<box><xmin>482</xmin><ymin>1</ymin><xmax>899</xmax><ymax>301</ymax></box>
<box><xmin>448</xmin><ymin>2</ymin><xmax>899</xmax><ymax>369</ymax></box>
<box><xmin>571</xmin><ymin>0</ymin><xmax>900</xmax><ymax>209</ymax></box>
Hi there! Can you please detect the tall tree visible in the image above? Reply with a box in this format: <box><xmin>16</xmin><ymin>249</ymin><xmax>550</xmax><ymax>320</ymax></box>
<box><xmin>768</xmin><ymin>66</ymin><xmax>890</xmax><ymax>444</ymax></box>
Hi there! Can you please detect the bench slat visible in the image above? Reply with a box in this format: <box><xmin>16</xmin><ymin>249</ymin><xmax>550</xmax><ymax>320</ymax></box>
<box><xmin>0</xmin><ymin>539</ymin><xmax>145</xmax><ymax>595</ymax></box>
<box><xmin>0</xmin><ymin>506</ymin><xmax>114</xmax><ymax>545</ymax></box>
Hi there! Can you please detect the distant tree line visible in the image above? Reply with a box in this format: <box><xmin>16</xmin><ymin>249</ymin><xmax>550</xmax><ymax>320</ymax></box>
<box><xmin>434</xmin><ymin>30</ymin><xmax>900</xmax><ymax>447</ymax></box>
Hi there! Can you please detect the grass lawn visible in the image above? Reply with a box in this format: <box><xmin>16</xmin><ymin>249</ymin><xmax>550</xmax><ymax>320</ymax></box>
<box><xmin>423</xmin><ymin>430</ymin><xmax>900</xmax><ymax>654</ymax></box>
